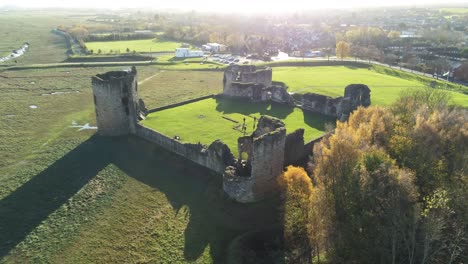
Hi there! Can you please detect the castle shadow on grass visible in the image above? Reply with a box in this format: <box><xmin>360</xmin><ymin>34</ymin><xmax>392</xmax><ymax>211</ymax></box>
<box><xmin>0</xmin><ymin>135</ymin><xmax>281</xmax><ymax>263</ymax></box>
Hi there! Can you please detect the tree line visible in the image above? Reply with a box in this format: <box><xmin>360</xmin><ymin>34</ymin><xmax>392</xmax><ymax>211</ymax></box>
<box><xmin>278</xmin><ymin>88</ymin><xmax>467</xmax><ymax>263</ymax></box>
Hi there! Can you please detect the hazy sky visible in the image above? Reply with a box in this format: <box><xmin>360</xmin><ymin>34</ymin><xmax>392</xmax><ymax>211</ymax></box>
<box><xmin>0</xmin><ymin>0</ymin><xmax>466</xmax><ymax>12</ymax></box>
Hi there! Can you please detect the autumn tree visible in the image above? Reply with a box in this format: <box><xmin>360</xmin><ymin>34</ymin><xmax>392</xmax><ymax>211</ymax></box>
<box><xmin>278</xmin><ymin>166</ymin><xmax>314</xmax><ymax>263</ymax></box>
<box><xmin>335</xmin><ymin>41</ymin><xmax>350</xmax><ymax>61</ymax></box>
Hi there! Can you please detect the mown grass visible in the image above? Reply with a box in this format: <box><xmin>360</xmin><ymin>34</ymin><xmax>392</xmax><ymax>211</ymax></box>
<box><xmin>0</xmin><ymin>65</ymin><xmax>279</xmax><ymax>263</ymax></box>
<box><xmin>272</xmin><ymin>66</ymin><xmax>468</xmax><ymax>107</ymax></box>
<box><xmin>141</xmin><ymin>97</ymin><xmax>334</xmax><ymax>157</ymax></box>
<box><xmin>85</xmin><ymin>38</ymin><xmax>184</xmax><ymax>54</ymax></box>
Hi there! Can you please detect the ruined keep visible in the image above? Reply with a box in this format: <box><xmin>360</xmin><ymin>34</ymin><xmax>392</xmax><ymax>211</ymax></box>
<box><xmin>91</xmin><ymin>66</ymin><xmax>147</xmax><ymax>136</ymax></box>
<box><xmin>223</xmin><ymin>65</ymin><xmax>294</xmax><ymax>105</ymax></box>
<box><xmin>224</xmin><ymin>116</ymin><xmax>287</xmax><ymax>203</ymax></box>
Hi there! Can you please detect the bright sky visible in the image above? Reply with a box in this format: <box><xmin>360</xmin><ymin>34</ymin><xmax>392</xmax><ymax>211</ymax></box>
<box><xmin>0</xmin><ymin>0</ymin><xmax>466</xmax><ymax>12</ymax></box>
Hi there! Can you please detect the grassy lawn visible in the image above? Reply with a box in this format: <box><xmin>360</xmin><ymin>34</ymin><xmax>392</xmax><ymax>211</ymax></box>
<box><xmin>85</xmin><ymin>38</ymin><xmax>184</xmax><ymax>54</ymax></box>
<box><xmin>272</xmin><ymin>66</ymin><xmax>468</xmax><ymax>107</ymax></box>
<box><xmin>141</xmin><ymin>97</ymin><xmax>334</xmax><ymax>157</ymax></box>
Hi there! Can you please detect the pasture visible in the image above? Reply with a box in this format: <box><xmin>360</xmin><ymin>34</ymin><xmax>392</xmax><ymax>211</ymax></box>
<box><xmin>272</xmin><ymin>66</ymin><xmax>468</xmax><ymax>107</ymax></box>
<box><xmin>85</xmin><ymin>38</ymin><xmax>184</xmax><ymax>54</ymax></box>
<box><xmin>0</xmin><ymin>11</ymin><xmax>88</xmax><ymax>64</ymax></box>
<box><xmin>141</xmin><ymin>97</ymin><xmax>334</xmax><ymax>156</ymax></box>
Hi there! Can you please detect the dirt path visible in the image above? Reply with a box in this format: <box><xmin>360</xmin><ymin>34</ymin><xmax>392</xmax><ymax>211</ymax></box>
<box><xmin>138</xmin><ymin>70</ymin><xmax>164</xmax><ymax>85</ymax></box>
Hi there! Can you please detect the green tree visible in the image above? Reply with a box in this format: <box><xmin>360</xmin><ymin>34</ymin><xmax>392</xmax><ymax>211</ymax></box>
<box><xmin>461</xmin><ymin>48</ymin><xmax>468</xmax><ymax>58</ymax></box>
<box><xmin>335</xmin><ymin>41</ymin><xmax>350</xmax><ymax>60</ymax></box>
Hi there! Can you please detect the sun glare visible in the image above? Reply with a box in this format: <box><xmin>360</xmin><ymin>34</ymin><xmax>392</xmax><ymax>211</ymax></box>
<box><xmin>1</xmin><ymin>0</ymin><xmax>466</xmax><ymax>11</ymax></box>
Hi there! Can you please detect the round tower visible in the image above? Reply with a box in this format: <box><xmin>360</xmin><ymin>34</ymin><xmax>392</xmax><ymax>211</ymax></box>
<box><xmin>91</xmin><ymin>67</ymin><xmax>139</xmax><ymax>136</ymax></box>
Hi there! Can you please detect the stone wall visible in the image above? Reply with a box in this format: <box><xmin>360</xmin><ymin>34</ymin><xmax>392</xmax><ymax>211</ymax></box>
<box><xmin>223</xmin><ymin>116</ymin><xmax>286</xmax><ymax>203</ymax></box>
<box><xmin>301</xmin><ymin>84</ymin><xmax>371</xmax><ymax>121</ymax></box>
<box><xmin>222</xmin><ymin>65</ymin><xmax>294</xmax><ymax>105</ymax></box>
<box><xmin>135</xmin><ymin>124</ymin><xmax>236</xmax><ymax>174</ymax></box>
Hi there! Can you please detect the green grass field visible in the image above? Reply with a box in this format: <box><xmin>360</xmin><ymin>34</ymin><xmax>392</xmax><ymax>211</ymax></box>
<box><xmin>85</xmin><ymin>38</ymin><xmax>184</xmax><ymax>54</ymax></box>
<box><xmin>138</xmin><ymin>70</ymin><xmax>224</xmax><ymax>108</ymax></box>
<box><xmin>272</xmin><ymin>66</ymin><xmax>468</xmax><ymax>107</ymax></box>
<box><xmin>440</xmin><ymin>8</ymin><xmax>468</xmax><ymax>14</ymax></box>
<box><xmin>0</xmin><ymin>11</ymin><xmax>78</xmax><ymax>64</ymax></box>
<box><xmin>0</xmin><ymin>65</ymin><xmax>280</xmax><ymax>263</ymax></box>
<box><xmin>141</xmin><ymin>97</ymin><xmax>334</xmax><ymax>156</ymax></box>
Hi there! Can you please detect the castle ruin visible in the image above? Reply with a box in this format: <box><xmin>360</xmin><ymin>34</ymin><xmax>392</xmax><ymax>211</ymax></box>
<box><xmin>91</xmin><ymin>65</ymin><xmax>371</xmax><ymax>203</ymax></box>
<box><xmin>222</xmin><ymin>65</ymin><xmax>370</xmax><ymax>121</ymax></box>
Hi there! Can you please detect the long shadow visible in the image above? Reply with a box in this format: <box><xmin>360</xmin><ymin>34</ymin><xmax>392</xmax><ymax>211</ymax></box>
<box><xmin>0</xmin><ymin>135</ymin><xmax>113</xmax><ymax>257</ymax></box>
<box><xmin>0</xmin><ymin>134</ymin><xmax>281</xmax><ymax>263</ymax></box>
<box><xmin>112</xmin><ymin>136</ymin><xmax>281</xmax><ymax>263</ymax></box>
<box><xmin>215</xmin><ymin>97</ymin><xmax>294</xmax><ymax>119</ymax></box>
<box><xmin>302</xmin><ymin>110</ymin><xmax>336</xmax><ymax>132</ymax></box>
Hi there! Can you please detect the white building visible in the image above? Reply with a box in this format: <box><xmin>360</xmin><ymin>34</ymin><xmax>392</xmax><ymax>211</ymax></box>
<box><xmin>202</xmin><ymin>43</ymin><xmax>227</xmax><ymax>53</ymax></box>
<box><xmin>175</xmin><ymin>48</ymin><xmax>204</xmax><ymax>58</ymax></box>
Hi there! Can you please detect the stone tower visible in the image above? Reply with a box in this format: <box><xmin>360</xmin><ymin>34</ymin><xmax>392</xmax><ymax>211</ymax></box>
<box><xmin>91</xmin><ymin>66</ymin><xmax>144</xmax><ymax>136</ymax></box>
<box><xmin>223</xmin><ymin>116</ymin><xmax>286</xmax><ymax>203</ymax></box>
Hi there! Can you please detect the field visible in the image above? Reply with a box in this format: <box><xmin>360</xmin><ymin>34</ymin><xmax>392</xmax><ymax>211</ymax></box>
<box><xmin>272</xmin><ymin>66</ymin><xmax>468</xmax><ymax>107</ymax></box>
<box><xmin>1</xmin><ymin>35</ymin><xmax>467</xmax><ymax>263</ymax></box>
<box><xmin>85</xmin><ymin>39</ymin><xmax>184</xmax><ymax>54</ymax></box>
<box><xmin>138</xmin><ymin>70</ymin><xmax>224</xmax><ymax>108</ymax></box>
<box><xmin>141</xmin><ymin>97</ymin><xmax>334</xmax><ymax>156</ymax></box>
<box><xmin>440</xmin><ymin>8</ymin><xmax>468</xmax><ymax>14</ymax></box>
<box><xmin>1</xmin><ymin>65</ymin><xmax>283</xmax><ymax>263</ymax></box>
<box><xmin>0</xmin><ymin>11</ymin><xmax>89</xmax><ymax>64</ymax></box>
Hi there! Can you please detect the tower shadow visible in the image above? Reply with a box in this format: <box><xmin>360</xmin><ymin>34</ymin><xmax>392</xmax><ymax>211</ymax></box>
<box><xmin>111</xmin><ymin>136</ymin><xmax>281</xmax><ymax>263</ymax></box>
<box><xmin>0</xmin><ymin>135</ymin><xmax>281</xmax><ymax>263</ymax></box>
<box><xmin>0</xmin><ymin>135</ymin><xmax>113</xmax><ymax>258</ymax></box>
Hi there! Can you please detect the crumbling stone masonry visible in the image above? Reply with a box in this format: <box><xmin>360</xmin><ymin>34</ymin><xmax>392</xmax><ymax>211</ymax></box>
<box><xmin>91</xmin><ymin>66</ymin><xmax>146</xmax><ymax>136</ymax></box>
<box><xmin>301</xmin><ymin>84</ymin><xmax>371</xmax><ymax>121</ymax></box>
<box><xmin>92</xmin><ymin>68</ymin><xmax>287</xmax><ymax>204</ymax></box>
<box><xmin>92</xmin><ymin>67</ymin><xmax>371</xmax><ymax>203</ymax></box>
<box><xmin>223</xmin><ymin>116</ymin><xmax>286</xmax><ymax>203</ymax></box>
<box><xmin>223</xmin><ymin>65</ymin><xmax>294</xmax><ymax>105</ymax></box>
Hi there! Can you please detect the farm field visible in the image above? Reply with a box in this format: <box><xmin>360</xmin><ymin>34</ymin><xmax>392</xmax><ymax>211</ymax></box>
<box><xmin>85</xmin><ymin>39</ymin><xmax>184</xmax><ymax>54</ymax></box>
<box><xmin>141</xmin><ymin>97</ymin><xmax>335</xmax><ymax>156</ymax></box>
<box><xmin>272</xmin><ymin>66</ymin><xmax>468</xmax><ymax>107</ymax></box>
